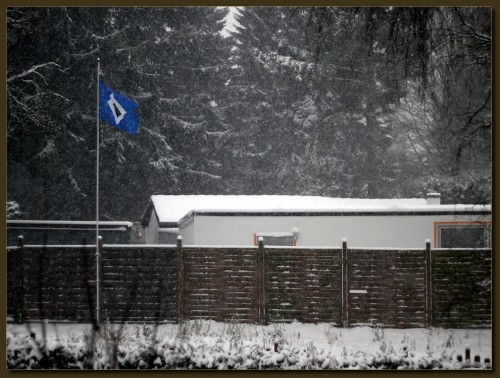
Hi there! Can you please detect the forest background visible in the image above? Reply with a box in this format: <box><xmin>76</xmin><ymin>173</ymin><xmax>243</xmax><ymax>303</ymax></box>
<box><xmin>6</xmin><ymin>7</ymin><xmax>491</xmax><ymax>222</ymax></box>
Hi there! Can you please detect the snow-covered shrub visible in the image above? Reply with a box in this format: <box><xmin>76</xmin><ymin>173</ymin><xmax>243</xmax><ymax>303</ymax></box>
<box><xmin>6</xmin><ymin>324</ymin><xmax>490</xmax><ymax>370</ymax></box>
<box><xmin>324</xmin><ymin>324</ymin><xmax>340</xmax><ymax>345</ymax></box>
<box><xmin>7</xmin><ymin>201</ymin><xmax>22</xmax><ymax>219</ymax></box>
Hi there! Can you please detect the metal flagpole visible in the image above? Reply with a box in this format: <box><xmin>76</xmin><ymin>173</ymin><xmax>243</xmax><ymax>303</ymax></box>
<box><xmin>96</xmin><ymin>58</ymin><xmax>101</xmax><ymax>324</ymax></box>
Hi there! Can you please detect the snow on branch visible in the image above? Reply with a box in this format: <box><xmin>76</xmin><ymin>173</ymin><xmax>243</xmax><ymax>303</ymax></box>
<box><xmin>116</xmin><ymin>41</ymin><xmax>148</xmax><ymax>53</ymax></box>
<box><xmin>7</xmin><ymin>62</ymin><xmax>64</xmax><ymax>83</ymax></box>
<box><xmin>66</xmin><ymin>130</ymin><xmax>85</xmax><ymax>143</ymax></box>
<box><xmin>70</xmin><ymin>47</ymin><xmax>100</xmax><ymax>58</ymax></box>
<box><xmin>253</xmin><ymin>49</ymin><xmax>363</xmax><ymax>83</ymax></box>
<box><xmin>34</xmin><ymin>140</ymin><xmax>56</xmax><ymax>160</ymax></box>
<box><xmin>168</xmin><ymin>115</ymin><xmax>208</xmax><ymax>132</ymax></box>
<box><xmin>235</xmin><ymin>149</ymin><xmax>268</xmax><ymax>158</ymax></box>
<box><xmin>188</xmin><ymin>65</ymin><xmax>224</xmax><ymax>72</ymax></box>
<box><xmin>142</xmin><ymin>127</ymin><xmax>173</xmax><ymax>153</ymax></box>
<box><xmin>91</xmin><ymin>25</ymin><xmax>130</xmax><ymax>41</ymax></box>
<box><xmin>8</xmin><ymin>90</ymin><xmax>31</xmax><ymax>113</ymax></box>
<box><xmin>149</xmin><ymin>157</ymin><xmax>179</xmax><ymax>171</ymax></box>
<box><xmin>159</xmin><ymin>97</ymin><xmax>184</xmax><ymax>105</ymax></box>
<box><xmin>155</xmin><ymin>64</ymin><xmax>225</xmax><ymax>72</ymax></box>
<box><xmin>255</xmin><ymin>49</ymin><xmax>315</xmax><ymax>75</ymax></box>
<box><xmin>186</xmin><ymin>169</ymin><xmax>222</xmax><ymax>180</ymax></box>
<box><xmin>206</xmin><ymin>130</ymin><xmax>231</xmax><ymax>138</ymax></box>
<box><xmin>6</xmin><ymin>16</ymin><xmax>28</xmax><ymax>29</ymax></box>
<box><xmin>67</xmin><ymin>169</ymin><xmax>88</xmax><ymax>198</ymax></box>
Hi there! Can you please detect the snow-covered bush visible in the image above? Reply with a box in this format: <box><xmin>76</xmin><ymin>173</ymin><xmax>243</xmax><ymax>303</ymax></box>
<box><xmin>7</xmin><ymin>201</ymin><xmax>22</xmax><ymax>219</ymax></box>
<box><xmin>6</xmin><ymin>323</ymin><xmax>490</xmax><ymax>370</ymax></box>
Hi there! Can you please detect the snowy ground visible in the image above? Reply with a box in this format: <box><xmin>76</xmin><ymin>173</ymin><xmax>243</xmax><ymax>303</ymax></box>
<box><xmin>7</xmin><ymin>321</ymin><xmax>492</xmax><ymax>369</ymax></box>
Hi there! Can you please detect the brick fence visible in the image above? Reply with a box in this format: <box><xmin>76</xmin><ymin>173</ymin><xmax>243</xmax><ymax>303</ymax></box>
<box><xmin>7</xmin><ymin>237</ymin><xmax>491</xmax><ymax>328</ymax></box>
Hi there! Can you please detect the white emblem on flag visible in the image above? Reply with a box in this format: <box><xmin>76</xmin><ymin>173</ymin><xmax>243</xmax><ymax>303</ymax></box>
<box><xmin>107</xmin><ymin>93</ymin><xmax>127</xmax><ymax>125</ymax></box>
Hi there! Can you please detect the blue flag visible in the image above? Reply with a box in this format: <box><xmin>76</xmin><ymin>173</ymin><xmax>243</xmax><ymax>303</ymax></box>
<box><xmin>99</xmin><ymin>81</ymin><xmax>139</xmax><ymax>134</ymax></box>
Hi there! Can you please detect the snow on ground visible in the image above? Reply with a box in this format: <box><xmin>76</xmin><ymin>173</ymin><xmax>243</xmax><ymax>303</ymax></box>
<box><xmin>7</xmin><ymin>321</ymin><xmax>492</xmax><ymax>369</ymax></box>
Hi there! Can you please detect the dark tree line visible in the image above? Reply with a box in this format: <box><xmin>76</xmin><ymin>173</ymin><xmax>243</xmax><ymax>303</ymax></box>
<box><xmin>7</xmin><ymin>7</ymin><xmax>491</xmax><ymax>222</ymax></box>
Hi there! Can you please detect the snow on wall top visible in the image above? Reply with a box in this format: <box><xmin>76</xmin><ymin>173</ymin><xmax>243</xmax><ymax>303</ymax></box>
<box><xmin>148</xmin><ymin>195</ymin><xmax>490</xmax><ymax>224</ymax></box>
<box><xmin>7</xmin><ymin>220</ymin><xmax>134</xmax><ymax>227</ymax></box>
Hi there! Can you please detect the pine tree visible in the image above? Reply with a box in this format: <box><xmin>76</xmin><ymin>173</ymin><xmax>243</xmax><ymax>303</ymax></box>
<box><xmin>227</xmin><ymin>7</ymin><xmax>327</xmax><ymax>195</ymax></box>
<box><xmin>228</xmin><ymin>7</ymin><xmax>396</xmax><ymax>198</ymax></box>
<box><xmin>7</xmin><ymin>7</ymin><xmax>234</xmax><ymax>221</ymax></box>
<box><xmin>96</xmin><ymin>7</ymin><xmax>234</xmax><ymax>218</ymax></box>
<box><xmin>8</xmin><ymin>8</ymin><xmax>103</xmax><ymax>219</ymax></box>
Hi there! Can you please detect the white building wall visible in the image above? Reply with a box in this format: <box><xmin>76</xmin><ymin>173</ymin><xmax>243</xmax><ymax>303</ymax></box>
<box><xmin>145</xmin><ymin>210</ymin><xmax>160</xmax><ymax>244</ymax></box>
<box><xmin>179</xmin><ymin>213</ymin><xmax>491</xmax><ymax>248</ymax></box>
<box><xmin>181</xmin><ymin>216</ymin><xmax>195</xmax><ymax>245</ymax></box>
<box><xmin>158</xmin><ymin>228</ymin><xmax>179</xmax><ymax>244</ymax></box>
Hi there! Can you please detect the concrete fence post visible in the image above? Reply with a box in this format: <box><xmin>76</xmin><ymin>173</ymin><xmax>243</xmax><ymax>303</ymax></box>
<box><xmin>425</xmin><ymin>239</ymin><xmax>432</xmax><ymax>328</ymax></box>
<box><xmin>341</xmin><ymin>238</ymin><xmax>348</xmax><ymax>328</ymax></box>
<box><xmin>258</xmin><ymin>237</ymin><xmax>266</xmax><ymax>325</ymax></box>
<box><xmin>176</xmin><ymin>236</ymin><xmax>184</xmax><ymax>323</ymax></box>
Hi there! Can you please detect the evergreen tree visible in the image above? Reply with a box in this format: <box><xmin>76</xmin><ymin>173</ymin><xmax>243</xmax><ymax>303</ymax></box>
<box><xmin>7</xmin><ymin>7</ymin><xmax>233</xmax><ymax>221</ymax></box>
<box><xmin>97</xmin><ymin>7</ymin><xmax>233</xmax><ymax>219</ymax></box>
<box><xmin>225</xmin><ymin>8</ymin><xmax>299</xmax><ymax>194</ymax></box>
<box><xmin>228</xmin><ymin>7</ymin><xmax>397</xmax><ymax>198</ymax></box>
<box><xmin>8</xmin><ymin>8</ymin><xmax>103</xmax><ymax>219</ymax></box>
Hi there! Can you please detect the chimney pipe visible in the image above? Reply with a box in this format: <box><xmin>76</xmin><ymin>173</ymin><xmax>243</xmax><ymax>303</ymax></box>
<box><xmin>426</xmin><ymin>192</ymin><xmax>441</xmax><ymax>205</ymax></box>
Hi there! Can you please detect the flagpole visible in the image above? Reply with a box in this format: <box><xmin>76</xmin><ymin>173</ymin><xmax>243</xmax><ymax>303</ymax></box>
<box><xmin>96</xmin><ymin>58</ymin><xmax>101</xmax><ymax>325</ymax></box>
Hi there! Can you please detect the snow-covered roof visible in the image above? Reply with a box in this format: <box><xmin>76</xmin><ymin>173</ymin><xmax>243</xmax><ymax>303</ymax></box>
<box><xmin>143</xmin><ymin>195</ymin><xmax>490</xmax><ymax>225</ymax></box>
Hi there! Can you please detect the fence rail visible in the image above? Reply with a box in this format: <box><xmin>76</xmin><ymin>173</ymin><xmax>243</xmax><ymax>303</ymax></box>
<box><xmin>7</xmin><ymin>236</ymin><xmax>491</xmax><ymax>328</ymax></box>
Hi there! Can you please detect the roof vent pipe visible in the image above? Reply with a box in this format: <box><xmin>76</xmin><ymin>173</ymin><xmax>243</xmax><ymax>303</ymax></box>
<box><xmin>426</xmin><ymin>192</ymin><xmax>441</xmax><ymax>205</ymax></box>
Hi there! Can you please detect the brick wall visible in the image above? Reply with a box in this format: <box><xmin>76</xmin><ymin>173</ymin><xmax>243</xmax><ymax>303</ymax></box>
<box><xmin>347</xmin><ymin>249</ymin><xmax>426</xmax><ymax>328</ymax></box>
<box><xmin>7</xmin><ymin>248</ymin><xmax>19</xmax><ymax>322</ymax></box>
<box><xmin>101</xmin><ymin>246</ymin><xmax>177</xmax><ymax>322</ymax></box>
<box><xmin>431</xmin><ymin>249</ymin><xmax>491</xmax><ymax>328</ymax></box>
<box><xmin>12</xmin><ymin>246</ymin><xmax>97</xmax><ymax>322</ymax></box>
<box><xmin>7</xmin><ymin>242</ymin><xmax>491</xmax><ymax>328</ymax></box>
<box><xmin>7</xmin><ymin>244</ymin><xmax>177</xmax><ymax>323</ymax></box>
<box><xmin>265</xmin><ymin>248</ymin><xmax>342</xmax><ymax>324</ymax></box>
<box><xmin>181</xmin><ymin>247</ymin><xmax>259</xmax><ymax>323</ymax></box>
